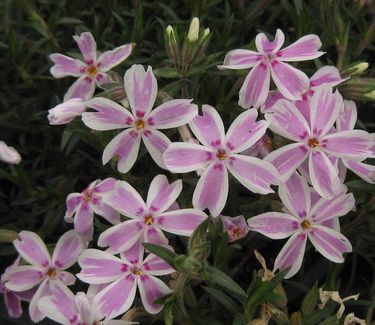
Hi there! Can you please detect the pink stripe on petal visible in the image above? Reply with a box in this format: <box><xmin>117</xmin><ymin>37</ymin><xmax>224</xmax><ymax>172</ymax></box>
<box><xmin>73</xmin><ymin>32</ymin><xmax>97</xmax><ymax>64</ymax></box>
<box><xmin>247</xmin><ymin>212</ymin><xmax>299</xmax><ymax>239</ymax></box>
<box><xmin>146</xmin><ymin>175</ymin><xmax>182</xmax><ymax>214</ymax></box>
<box><xmin>14</xmin><ymin>231</ymin><xmax>51</xmax><ymax>268</ymax></box>
<box><xmin>120</xmin><ymin>240</ymin><xmax>144</xmax><ymax>265</ymax></box>
<box><xmin>273</xmin><ymin>232</ymin><xmax>307</xmax><ymax>279</ymax></box>
<box><xmin>239</xmin><ymin>62</ymin><xmax>271</xmax><ymax>109</ymax></box>
<box><xmin>262</xmin><ymin>90</ymin><xmax>285</xmax><ymax>113</ymax></box>
<box><xmin>193</xmin><ymin>161</ymin><xmax>228</xmax><ymax>217</ymax></box>
<box><xmin>143</xmin><ymin>225</ymin><xmax>169</xmax><ymax>246</ymax></box>
<box><xmin>95</xmin><ymin>71</ymin><xmax>112</xmax><ymax>86</ymax></box>
<box><xmin>147</xmin><ymin>99</ymin><xmax>198</xmax><ymax>129</ymax></box>
<box><xmin>92</xmin><ymin>201</ymin><xmax>120</xmax><ymax>225</ymax></box>
<box><xmin>226</xmin><ymin>154</ymin><xmax>279</xmax><ymax>195</ymax></box>
<box><xmin>255</xmin><ymin>29</ymin><xmax>285</xmax><ymax>54</ymax></box>
<box><xmin>218</xmin><ymin>49</ymin><xmax>262</xmax><ymax>69</ymax></box>
<box><xmin>94</xmin><ymin>274</ymin><xmax>137</xmax><ymax>319</ymax></box>
<box><xmin>97</xmin><ymin>44</ymin><xmax>132</xmax><ymax>72</ymax></box>
<box><xmin>64</xmin><ymin>76</ymin><xmax>95</xmax><ymax>101</ymax></box>
<box><xmin>5</xmin><ymin>266</ymin><xmax>44</xmax><ymax>292</ymax></box>
<box><xmin>310</xmin><ymin>66</ymin><xmax>345</xmax><ymax>89</ymax></box>
<box><xmin>102</xmin><ymin>128</ymin><xmax>141</xmax><ymax>174</ymax></box>
<box><xmin>265</xmin><ymin>143</ymin><xmax>309</xmax><ymax>181</ymax></box>
<box><xmin>310</xmin><ymin>87</ymin><xmax>343</xmax><ymax>138</ymax></box>
<box><xmin>125</xmin><ymin>65</ymin><xmax>157</xmax><ymax>117</ymax></box>
<box><xmin>56</xmin><ymin>271</ymin><xmax>76</xmax><ymax>286</ymax></box>
<box><xmin>4</xmin><ymin>291</ymin><xmax>22</xmax><ymax>318</ymax></box>
<box><xmin>98</xmin><ymin>220</ymin><xmax>144</xmax><ymax>254</ymax></box>
<box><xmin>278</xmin><ymin>34</ymin><xmax>323</xmax><ymax>61</ymax></box>
<box><xmin>52</xmin><ymin>230</ymin><xmax>84</xmax><ymax>270</ymax></box>
<box><xmin>83</xmin><ymin>97</ymin><xmax>134</xmax><ymax>131</ymax></box>
<box><xmin>142</xmin><ymin>254</ymin><xmax>175</xmax><ymax>276</ymax></box>
<box><xmin>73</xmin><ymin>203</ymin><xmax>93</xmax><ymax>237</ymax></box>
<box><xmin>103</xmin><ymin>180</ymin><xmax>146</xmax><ymax>218</ymax></box>
<box><xmin>337</xmin><ymin>100</ymin><xmax>357</xmax><ymax>132</ymax></box>
<box><xmin>266</xmin><ymin>99</ymin><xmax>310</xmax><ymax>142</ymax></box>
<box><xmin>295</xmin><ymin>97</ymin><xmax>311</xmax><ymax>124</ymax></box>
<box><xmin>94</xmin><ymin>177</ymin><xmax>116</xmax><ymax>193</ymax></box>
<box><xmin>77</xmin><ymin>249</ymin><xmax>126</xmax><ymax>284</ymax></box>
<box><xmin>311</xmin><ymin>192</ymin><xmax>355</xmax><ymax>223</ymax></box>
<box><xmin>322</xmin><ymin>130</ymin><xmax>374</xmax><ymax>160</ymax></box>
<box><xmin>225</xmin><ymin>109</ymin><xmax>269</xmax><ymax>153</ymax></box>
<box><xmin>279</xmin><ymin>173</ymin><xmax>311</xmax><ymax>218</ymax></box>
<box><xmin>65</xmin><ymin>193</ymin><xmax>82</xmax><ymax>221</ymax></box>
<box><xmin>189</xmin><ymin>105</ymin><xmax>225</xmax><ymax>148</ymax></box>
<box><xmin>142</xmin><ymin>129</ymin><xmax>171</xmax><ymax>169</ymax></box>
<box><xmin>156</xmin><ymin>209</ymin><xmax>208</xmax><ymax>236</ymax></box>
<box><xmin>321</xmin><ymin>217</ymin><xmax>340</xmax><ymax>232</ymax></box>
<box><xmin>74</xmin><ymin>292</ymin><xmax>94</xmax><ymax>325</ymax></box>
<box><xmin>309</xmin><ymin>150</ymin><xmax>341</xmax><ymax>199</ymax></box>
<box><xmin>49</xmin><ymin>54</ymin><xmax>86</xmax><ymax>78</ymax></box>
<box><xmin>308</xmin><ymin>225</ymin><xmax>352</xmax><ymax>263</ymax></box>
<box><xmin>163</xmin><ymin>142</ymin><xmax>215</xmax><ymax>173</ymax></box>
<box><xmin>29</xmin><ymin>279</ymin><xmax>50</xmax><ymax>322</ymax></box>
<box><xmin>343</xmin><ymin>159</ymin><xmax>375</xmax><ymax>184</ymax></box>
<box><xmin>270</xmin><ymin>60</ymin><xmax>309</xmax><ymax>100</ymax></box>
<box><xmin>137</xmin><ymin>275</ymin><xmax>172</xmax><ymax>314</ymax></box>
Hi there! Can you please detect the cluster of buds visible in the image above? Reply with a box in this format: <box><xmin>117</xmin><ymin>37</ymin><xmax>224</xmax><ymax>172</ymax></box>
<box><xmin>165</xmin><ymin>17</ymin><xmax>211</xmax><ymax>77</ymax></box>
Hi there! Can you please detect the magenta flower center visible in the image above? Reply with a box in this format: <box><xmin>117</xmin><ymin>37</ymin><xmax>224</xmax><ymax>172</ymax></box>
<box><xmin>308</xmin><ymin>138</ymin><xmax>320</xmax><ymax>148</ymax></box>
<box><xmin>46</xmin><ymin>268</ymin><xmax>57</xmax><ymax>278</ymax></box>
<box><xmin>301</xmin><ymin>219</ymin><xmax>312</xmax><ymax>230</ymax></box>
<box><xmin>131</xmin><ymin>267</ymin><xmax>143</xmax><ymax>276</ymax></box>
<box><xmin>87</xmin><ymin>65</ymin><xmax>98</xmax><ymax>77</ymax></box>
<box><xmin>216</xmin><ymin>149</ymin><xmax>228</xmax><ymax>161</ymax></box>
<box><xmin>144</xmin><ymin>215</ymin><xmax>154</xmax><ymax>225</ymax></box>
<box><xmin>134</xmin><ymin>119</ymin><xmax>146</xmax><ymax>129</ymax></box>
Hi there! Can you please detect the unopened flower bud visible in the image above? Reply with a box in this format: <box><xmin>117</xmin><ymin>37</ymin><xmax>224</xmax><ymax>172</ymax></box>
<box><xmin>341</xmin><ymin>61</ymin><xmax>369</xmax><ymax>78</ymax></box>
<box><xmin>203</xmin><ymin>28</ymin><xmax>210</xmax><ymax>39</ymax></box>
<box><xmin>188</xmin><ymin>17</ymin><xmax>200</xmax><ymax>42</ymax></box>
<box><xmin>365</xmin><ymin>89</ymin><xmax>375</xmax><ymax>100</ymax></box>
<box><xmin>48</xmin><ymin>98</ymin><xmax>86</xmax><ymax>125</ymax></box>
<box><xmin>166</xmin><ymin>25</ymin><xmax>174</xmax><ymax>36</ymax></box>
<box><xmin>0</xmin><ymin>141</ymin><xmax>21</xmax><ymax>164</ymax></box>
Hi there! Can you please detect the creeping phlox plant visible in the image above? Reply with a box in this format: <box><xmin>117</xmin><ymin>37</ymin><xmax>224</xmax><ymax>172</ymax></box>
<box><xmin>1</xmin><ymin>19</ymin><xmax>374</xmax><ymax>325</ymax></box>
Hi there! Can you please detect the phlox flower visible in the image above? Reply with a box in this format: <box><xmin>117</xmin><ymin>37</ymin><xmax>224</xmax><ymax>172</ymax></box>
<box><xmin>264</xmin><ymin>87</ymin><xmax>374</xmax><ymax>198</ymax></box>
<box><xmin>65</xmin><ymin>178</ymin><xmax>120</xmax><ymax>241</ymax></box>
<box><xmin>248</xmin><ymin>173</ymin><xmax>355</xmax><ymax>279</ymax></box>
<box><xmin>98</xmin><ymin>174</ymin><xmax>208</xmax><ymax>253</ymax></box>
<box><xmin>38</xmin><ymin>281</ymin><xmax>135</xmax><ymax>325</ymax></box>
<box><xmin>47</xmin><ymin>98</ymin><xmax>87</xmax><ymax>125</ymax></box>
<box><xmin>0</xmin><ymin>141</ymin><xmax>21</xmax><ymax>164</ymax></box>
<box><xmin>220</xmin><ymin>215</ymin><xmax>250</xmax><ymax>242</ymax></box>
<box><xmin>0</xmin><ymin>257</ymin><xmax>35</xmax><ymax>318</ymax></box>
<box><xmin>219</xmin><ymin>29</ymin><xmax>324</xmax><ymax>108</ymax></box>
<box><xmin>3</xmin><ymin>230</ymin><xmax>84</xmax><ymax>322</ymax></box>
<box><xmin>77</xmin><ymin>242</ymin><xmax>174</xmax><ymax>318</ymax></box>
<box><xmin>81</xmin><ymin>64</ymin><xmax>198</xmax><ymax>173</ymax></box>
<box><xmin>336</xmin><ymin>100</ymin><xmax>375</xmax><ymax>184</ymax></box>
<box><xmin>163</xmin><ymin>105</ymin><xmax>279</xmax><ymax>217</ymax></box>
<box><xmin>50</xmin><ymin>32</ymin><xmax>132</xmax><ymax>101</ymax></box>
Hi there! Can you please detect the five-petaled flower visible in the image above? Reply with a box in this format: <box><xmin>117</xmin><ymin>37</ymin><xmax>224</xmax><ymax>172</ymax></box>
<box><xmin>3</xmin><ymin>231</ymin><xmax>84</xmax><ymax>322</ymax></box>
<box><xmin>98</xmin><ymin>174</ymin><xmax>208</xmax><ymax>253</ymax></box>
<box><xmin>264</xmin><ymin>87</ymin><xmax>374</xmax><ymax>198</ymax></box>
<box><xmin>220</xmin><ymin>215</ymin><xmax>250</xmax><ymax>242</ymax></box>
<box><xmin>77</xmin><ymin>242</ymin><xmax>174</xmax><ymax>318</ymax></box>
<box><xmin>219</xmin><ymin>29</ymin><xmax>324</xmax><ymax>108</ymax></box>
<box><xmin>164</xmin><ymin>105</ymin><xmax>279</xmax><ymax>217</ymax></box>
<box><xmin>248</xmin><ymin>173</ymin><xmax>354</xmax><ymax>278</ymax></box>
<box><xmin>38</xmin><ymin>281</ymin><xmax>135</xmax><ymax>325</ymax></box>
<box><xmin>65</xmin><ymin>178</ymin><xmax>120</xmax><ymax>241</ymax></box>
<box><xmin>50</xmin><ymin>32</ymin><xmax>132</xmax><ymax>101</ymax></box>
<box><xmin>81</xmin><ymin>64</ymin><xmax>198</xmax><ymax>173</ymax></box>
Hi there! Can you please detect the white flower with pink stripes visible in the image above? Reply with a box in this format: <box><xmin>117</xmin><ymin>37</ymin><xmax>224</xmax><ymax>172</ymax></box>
<box><xmin>3</xmin><ymin>231</ymin><xmax>84</xmax><ymax>322</ymax></box>
<box><xmin>77</xmin><ymin>242</ymin><xmax>174</xmax><ymax>318</ymax></box>
<box><xmin>248</xmin><ymin>173</ymin><xmax>354</xmax><ymax>279</ymax></box>
<box><xmin>219</xmin><ymin>29</ymin><xmax>324</xmax><ymax>108</ymax></box>
<box><xmin>81</xmin><ymin>64</ymin><xmax>198</xmax><ymax>173</ymax></box>
<box><xmin>163</xmin><ymin>105</ymin><xmax>279</xmax><ymax>217</ymax></box>
<box><xmin>50</xmin><ymin>32</ymin><xmax>132</xmax><ymax>101</ymax></box>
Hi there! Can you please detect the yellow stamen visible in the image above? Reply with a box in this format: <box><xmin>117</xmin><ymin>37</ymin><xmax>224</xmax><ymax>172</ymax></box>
<box><xmin>131</xmin><ymin>267</ymin><xmax>142</xmax><ymax>276</ymax></box>
<box><xmin>232</xmin><ymin>227</ymin><xmax>244</xmax><ymax>239</ymax></box>
<box><xmin>83</xmin><ymin>191</ymin><xmax>92</xmax><ymax>203</ymax></box>
<box><xmin>144</xmin><ymin>215</ymin><xmax>154</xmax><ymax>225</ymax></box>
<box><xmin>46</xmin><ymin>268</ymin><xmax>56</xmax><ymax>278</ymax></box>
<box><xmin>308</xmin><ymin>138</ymin><xmax>319</xmax><ymax>148</ymax></box>
<box><xmin>135</xmin><ymin>119</ymin><xmax>145</xmax><ymax>129</ymax></box>
<box><xmin>87</xmin><ymin>65</ymin><xmax>98</xmax><ymax>77</ymax></box>
<box><xmin>216</xmin><ymin>149</ymin><xmax>227</xmax><ymax>160</ymax></box>
<box><xmin>301</xmin><ymin>220</ymin><xmax>312</xmax><ymax>230</ymax></box>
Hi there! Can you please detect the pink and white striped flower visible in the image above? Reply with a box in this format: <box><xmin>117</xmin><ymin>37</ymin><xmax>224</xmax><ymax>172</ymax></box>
<box><xmin>50</xmin><ymin>32</ymin><xmax>132</xmax><ymax>101</ymax></box>
<box><xmin>220</xmin><ymin>215</ymin><xmax>250</xmax><ymax>242</ymax></box>
<box><xmin>219</xmin><ymin>29</ymin><xmax>324</xmax><ymax>108</ymax></box>
<box><xmin>98</xmin><ymin>174</ymin><xmax>208</xmax><ymax>253</ymax></box>
<box><xmin>81</xmin><ymin>64</ymin><xmax>198</xmax><ymax>173</ymax></box>
<box><xmin>38</xmin><ymin>281</ymin><xmax>135</xmax><ymax>324</ymax></box>
<box><xmin>77</xmin><ymin>242</ymin><xmax>174</xmax><ymax>318</ymax></box>
<box><xmin>264</xmin><ymin>87</ymin><xmax>374</xmax><ymax>198</ymax></box>
<box><xmin>3</xmin><ymin>231</ymin><xmax>84</xmax><ymax>322</ymax></box>
<box><xmin>248</xmin><ymin>173</ymin><xmax>354</xmax><ymax>279</ymax></box>
<box><xmin>164</xmin><ymin>105</ymin><xmax>279</xmax><ymax>217</ymax></box>
<box><xmin>65</xmin><ymin>178</ymin><xmax>120</xmax><ymax>241</ymax></box>
<box><xmin>47</xmin><ymin>98</ymin><xmax>87</xmax><ymax>125</ymax></box>
<box><xmin>337</xmin><ymin>100</ymin><xmax>375</xmax><ymax>184</ymax></box>
<box><xmin>0</xmin><ymin>257</ymin><xmax>35</xmax><ymax>318</ymax></box>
